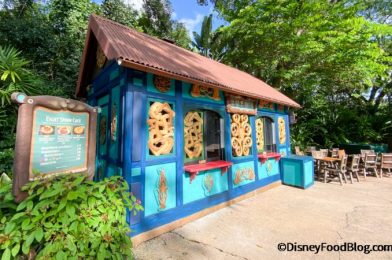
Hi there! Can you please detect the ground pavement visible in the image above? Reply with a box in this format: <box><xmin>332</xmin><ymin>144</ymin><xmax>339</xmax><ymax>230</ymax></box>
<box><xmin>133</xmin><ymin>176</ymin><xmax>392</xmax><ymax>259</ymax></box>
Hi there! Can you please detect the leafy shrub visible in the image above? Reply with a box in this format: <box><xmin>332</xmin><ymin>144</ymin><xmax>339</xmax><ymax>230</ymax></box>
<box><xmin>0</xmin><ymin>174</ymin><xmax>143</xmax><ymax>259</ymax></box>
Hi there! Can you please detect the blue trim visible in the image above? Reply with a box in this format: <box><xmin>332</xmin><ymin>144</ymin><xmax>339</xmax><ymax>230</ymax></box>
<box><xmin>175</xmin><ymin>80</ymin><xmax>184</xmax><ymax>208</ymax></box>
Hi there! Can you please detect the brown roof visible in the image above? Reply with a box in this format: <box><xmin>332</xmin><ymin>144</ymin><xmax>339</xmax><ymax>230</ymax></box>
<box><xmin>76</xmin><ymin>14</ymin><xmax>300</xmax><ymax>108</ymax></box>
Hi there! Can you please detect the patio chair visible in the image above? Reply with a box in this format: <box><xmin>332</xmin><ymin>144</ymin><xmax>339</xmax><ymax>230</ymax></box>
<box><xmin>338</xmin><ymin>149</ymin><xmax>346</xmax><ymax>159</ymax></box>
<box><xmin>346</xmin><ymin>155</ymin><xmax>360</xmax><ymax>183</ymax></box>
<box><xmin>294</xmin><ymin>146</ymin><xmax>304</xmax><ymax>156</ymax></box>
<box><xmin>312</xmin><ymin>151</ymin><xmax>323</xmax><ymax>179</ymax></box>
<box><xmin>331</xmin><ymin>148</ymin><xmax>339</xmax><ymax>158</ymax></box>
<box><xmin>320</xmin><ymin>149</ymin><xmax>329</xmax><ymax>158</ymax></box>
<box><xmin>360</xmin><ymin>153</ymin><xmax>379</xmax><ymax>179</ymax></box>
<box><xmin>324</xmin><ymin>155</ymin><xmax>348</xmax><ymax>185</ymax></box>
<box><xmin>306</xmin><ymin>146</ymin><xmax>316</xmax><ymax>154</ymax></box>
<box><xmin>379</xmin><ymin>153</ymin><xmax>392</xmax><ymax>178</ymax></box>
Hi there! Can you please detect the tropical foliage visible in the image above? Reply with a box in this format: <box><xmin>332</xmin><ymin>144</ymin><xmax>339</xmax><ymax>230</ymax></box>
<box><xmin>0</xmin><ymin>174</ymin><xmax>143</xmax><ymax>259</ymax></box>
<box><xmin>199</xmin><ymin>0</ymin><xmax>392</xmax><ymax>149</ymax></box>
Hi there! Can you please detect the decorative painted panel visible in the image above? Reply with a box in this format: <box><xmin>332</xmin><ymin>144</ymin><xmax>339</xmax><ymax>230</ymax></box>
<box><xmin>259</xmin><ymin>100</ymin><xmax>274</xmax><ymax>111</ymax></box>
<box><xmin>231</xmin><ymin>161</ymin><xmax>255</xmax><ymax>187</ymax></box>
<box><xmin>226</xmin><ymin>95</ymin><xmax>257</xmax><ymax>115</ymax></box>
<box><xmin>182</xmin><ymin>82</ymin><xmax>224</xmax><ymax>104</ymax></box>
<box><xmin>258</xmin><ymin>158</ymin><xmax>280</xmax><ymax>180</ymax></box>
<box><xmin>231</xmin><ymin>114</ymin><xmax>253</xmax><ymax>157</ymax></box>
<box><xmin>190</xmin><ymin>84</ymin><xmax>220</xmax><ymax>101</ymax></box>
<box><xmin>255</xmin><ymin>118</ymin><xmax>264</xmax><ymax>153</ymax></box>
<box><xmin>109</xmin><ymin>85</ymin><xmax>121</xmax><ymax>160</ymax></box>
<box><xmin>184</xmin><ymin>111</ymin><xmax>204</xmax><ymax>161</ymax></box>
<box><xmin>147</xmin><ymin>74</ymin><xmax>175</xmax><ymax>96</ymax></box>
<box><xmin>278</xmin><ymin>116</ymin><xmax>286</xmax><ymax>145</ymax></box>
<box><xmin>147</xmin><ymin>100</ymin><xmax>175</xmax><ymax>157</ymax></box>
<box><xmin>183</xmin><ymin>168</ymin><xmax>228</xmax><ymax>204</ymax></box>
<box><xmin>144</xmin><ymin>162</ymin><xmax>176</xmax><ymax>216</ymax></box>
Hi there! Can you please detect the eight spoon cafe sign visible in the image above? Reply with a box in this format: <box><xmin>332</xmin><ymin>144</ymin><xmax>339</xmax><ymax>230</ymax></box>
<box><xmin>11</xmin><ymin>93</ymin><xmax>98</xmax><ymax>201</ymax></box>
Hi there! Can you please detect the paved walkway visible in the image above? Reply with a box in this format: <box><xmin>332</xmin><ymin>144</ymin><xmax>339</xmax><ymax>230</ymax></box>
<box><xmin>134</xmin><ymin>177</ymin><xmax>392</xmax><ymax>259</ymax></box>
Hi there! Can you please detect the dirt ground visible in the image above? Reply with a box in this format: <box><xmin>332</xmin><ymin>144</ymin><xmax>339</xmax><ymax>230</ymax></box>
<box><xmin>133</xmin><ymin>176</ymin><xmax>392</xmax><ymax>260</ymax></box>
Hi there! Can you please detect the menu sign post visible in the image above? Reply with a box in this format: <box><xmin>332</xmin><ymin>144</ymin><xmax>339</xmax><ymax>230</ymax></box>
<box><xmin>12</xmin><ymin>93</ymin><xmax>98</xmax><ymax>201</ymax></box>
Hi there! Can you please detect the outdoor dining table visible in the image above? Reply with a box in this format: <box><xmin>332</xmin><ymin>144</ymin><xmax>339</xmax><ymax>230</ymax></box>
<box><xmin>314</xmin><ymin>157</ymin><xmax>341</xmax><ymax>163</ymax></box>
<box><xmin>313</xmin><ymin>156</ymin><xmax>341</xmax><ymax>175</ymax></box>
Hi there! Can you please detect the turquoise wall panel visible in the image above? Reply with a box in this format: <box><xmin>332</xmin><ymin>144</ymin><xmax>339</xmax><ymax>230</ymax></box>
<box><xmin>133</xmin><ymin>77</ymin><xmax>143</xmax><ymax>87</ymax></box>
<box><xmin>231</xmin><ymin>161</ymin><xmax>256</xmax><ymax>188</ymax></box>
<box><xmin>145</xmin><ymin>162</ymin><xmax>176</xmax><ymax>217</ymax></box>
<box><xmin>182</xmin><ymin>82</ymin><xmax>224</xmax><ymax>104</ymax></box>
<box><xmin>183</xmin><ymin>168</ymin><xmax>228</xmax><ymax>204</ymax></box>
<box><xmin>279</xmin><ymin>147</ymin><xmax>288</xmax><ymax>157</ymax></box>
<box><xmin>258</xmin><ymin>158</ymin><xmax>280</xmax><ymax>180</ymax></box>
<box><xmin>107</xmin><ymin>164</ymin><xmax>122</xmax><ymax>177</ymax></box>
<box><xmin>131</xmin><ymin>167</ymin><xmax>141</xmax><ymax>177</ymax></box>
<box><xmin>146</xmin><ymin>73</ymin><xmax>175</xmax><ymax>96</ymax></box>
<box><xmin>109</xmin><ymin>85</ymin><xmax>121</xmax><ymax>160</ymax></box>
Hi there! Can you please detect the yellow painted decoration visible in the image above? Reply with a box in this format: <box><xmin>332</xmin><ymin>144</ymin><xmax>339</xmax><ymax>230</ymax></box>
<box><xmin>153</xmin><ymin>75</ymin><xmax>171</xmax><ymax>93</ymax></box>
<box><xmin>147</xmin><ymin>102</ymin><xmax>175</xmax><ymax>155</ymax></box>
<box><xmin>255</xmin><ymin>118</ymin><xmax>264</xmax><ymax>152</ymax></box>
<box><xmin>231</xmin><ymin>114</ymin><xmax>252</xmax><ymax>157</ymax></box>
<box><xmin>190</xmin><ymin>84</ymin><xmax>220</xmax><ymax>101</ymax></box>
<box><xmin>278</xmin><ymin>117</ymin><xmax>286</xmax><ymax>145</ymax></box>
<box><xmin>233</xmin><ymin>168</ymin><xmax>255</xmax><ymax>185</ymax></box>
<box><xmin>184</xmin><ymin>111</ymin><xmax>203</xmax><ymax>159</ymax></box>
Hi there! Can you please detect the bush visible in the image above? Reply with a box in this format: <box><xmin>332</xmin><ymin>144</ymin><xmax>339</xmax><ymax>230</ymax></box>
<box><xmin>0</xmin><ymin>174</ymin><xmax>143</xmax><ymax>259</ymax></box>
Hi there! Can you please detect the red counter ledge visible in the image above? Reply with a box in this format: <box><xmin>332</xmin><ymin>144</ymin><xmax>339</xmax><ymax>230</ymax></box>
<box><xmin>258</xmin><ymin>153</ymin><xmax>281</xmax><ymax>164</ymax></box>
<box><xmin>184</xmin><ymin>160</ymin><xmax>233</xmax><ymax>183</ymax></box>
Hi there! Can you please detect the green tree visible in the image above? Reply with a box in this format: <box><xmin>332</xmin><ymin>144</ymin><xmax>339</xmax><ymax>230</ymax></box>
<box><xmin>139</xmin><ymin>0</ymin><xmax>173</xmax><ymax>38</ymax></box>
<box><xmin>192</xmin><ymin>14</ymin><xmax>226</xmax><ymax>60</ymax></box>
<box><xmin>0</xmin><ymin>46</ymin><xmax>48</xmax><ymax>175</ymax></box>
<box><xmin>170</xmin><ymin>21</ymin><xmax>192</xmax><ymax>49</ymax></box>
<box><xmin>101</xmin><ymin>0</ymin><xmax>139</xmax><ymax>28</ymax></box>
<box><xmin>139</xmin><ymin>0</ymin><xmax>191</xmax><ymax>48</ymax></box>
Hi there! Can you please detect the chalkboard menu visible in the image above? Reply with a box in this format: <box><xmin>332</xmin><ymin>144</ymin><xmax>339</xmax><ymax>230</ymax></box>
<box><xmin>11</xmin><ymin>93</ymin><xmax>98</xmax><ymax>201</ymax></box>
<box><xmin>29</xmin><ymin>107</ymin><xmax>89</xmax><ymax>180</ymax></box>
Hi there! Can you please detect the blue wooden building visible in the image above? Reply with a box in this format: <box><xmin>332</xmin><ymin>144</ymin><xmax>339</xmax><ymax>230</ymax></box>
<box><xmin>76</xmin><ymin>15</ymin><xmax>300</xmax><ymax>244</ymax></box>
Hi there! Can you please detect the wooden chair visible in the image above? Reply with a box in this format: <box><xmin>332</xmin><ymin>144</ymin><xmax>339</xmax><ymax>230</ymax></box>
<box><xmin>361</xmin><ymin>153</ymin><xmax>379</xmax><ymax>178</ymax></box>
<box><xmin>338</xmin><ymin>149</ymin><xmax>346</xmax><ymax>159</ymax></box>
<box><xmin>331</xmin><ymin>148</ymin><xmax>339</xmax><ymax>158</ymax></box>
<box><xmin>324</xmin><ymin>155</ymin><xmax>348</xmax><ymax>185</ymax></box>
<box><xmin>346</xmin><ymin>155</ymin><xmax>360</xmax><ymax>183</ymax></box>
<box><xmin>360</xmin><ymin>149</ymin><xmax>375</xmax><ymax>162</ymax></box>
<box><xmin>294</xmin><ymin>146</ymin><xmax>304</xmax><ymax>156</ymax></box>
<box><xmin>379</xmin><ymin>153</ymin><xmax>392</xmax><ymax>178</ymax></box>
<box><xmin>312</xmin><ymin>150</ymin><xmax>323</xmax><ymax>179</ymax></box>
<box><xmin>320</xmin><ymin>149</ymin><xmax>329</xmax><ymax>158</ymax></box>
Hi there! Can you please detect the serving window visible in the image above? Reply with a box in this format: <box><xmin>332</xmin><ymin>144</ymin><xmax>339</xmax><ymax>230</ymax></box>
<box><xmin>256</xmin><ymin>116</ymin><xmax>276</xmax><ymax>153</ymax></box>
<box><xmin>184</xmin><ymin>110</ymin><xmax>224</xmax><ymax>164</ymax></box>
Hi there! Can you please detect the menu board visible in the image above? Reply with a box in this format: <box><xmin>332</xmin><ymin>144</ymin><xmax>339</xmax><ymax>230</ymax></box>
<box><xmin>29</xmin><ymin>107</ymin><xmax>89</xmax><ymax>180</ymax></box>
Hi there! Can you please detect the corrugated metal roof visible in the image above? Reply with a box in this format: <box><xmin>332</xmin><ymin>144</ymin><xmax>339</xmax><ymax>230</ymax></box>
<box><xmin>76</xmin><ymin>14</ymin><xmax>300</xmax><ymax>108</ymax></box>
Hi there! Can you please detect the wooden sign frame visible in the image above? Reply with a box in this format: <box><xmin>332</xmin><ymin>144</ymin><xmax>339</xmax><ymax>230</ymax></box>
<box><xmin>225</xmin><ymin>94</ymin><xmax>257</xmax><ymax>115</ymax></box>
<box><xmin>11</xmin><ymin>93</ymin><xmax>98</xmax><ymax>201</ymax></box>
